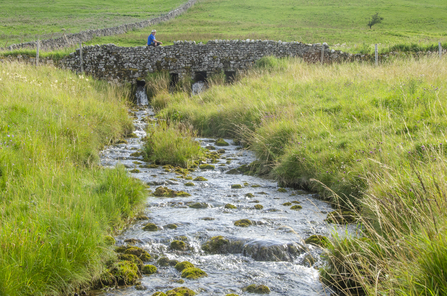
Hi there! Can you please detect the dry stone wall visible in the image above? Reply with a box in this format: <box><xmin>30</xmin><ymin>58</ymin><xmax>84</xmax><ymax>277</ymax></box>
<box><xmin>59</xmin><ymin>40</ymin><xmax>367</xmax><ymax>83</ymax></box>
<box><xmin>3</xmin><ymin>0</ymin><xmax>197</xmax><ymax>51</ymax></box>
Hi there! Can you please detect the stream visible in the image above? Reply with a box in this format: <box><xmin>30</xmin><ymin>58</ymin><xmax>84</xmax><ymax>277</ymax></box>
<box><xmin>98</xmin><ymin>106</ymin><xmax>340</xmax><ymax>296</ymax></box>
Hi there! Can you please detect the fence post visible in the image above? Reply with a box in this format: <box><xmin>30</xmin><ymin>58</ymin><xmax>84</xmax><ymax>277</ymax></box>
<box><xmin>439</xmin><ymin>42</ymin><xmax>442</xmax><ymax>59</ymax></box>
<box><xmin>375</xmin><ymin>44</ymin><xmax>378</xmax><ymax>66</ymax></box>
<box><xmin>79</xmin><ymin>42</ymin><xmax>84</xmax><ymax>73</ymax></box>
<box><xmin>321</xmin><ymin>44</ymin><xmax>324</xmax><ymax>64</ymax></box>
<box><xmin>36</xmin><ymin>39</ymin><xmax>40</xmax><ymax>67</ymax></box>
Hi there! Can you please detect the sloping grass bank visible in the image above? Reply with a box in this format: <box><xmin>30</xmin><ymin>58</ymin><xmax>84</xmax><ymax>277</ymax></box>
<box><xmin>151</xmin><ymin>56</ymin><xmax>447</xmax><ymax>294</ymax></box>
<box><xmin>0</xmin><ymin>62</ymin><xmax>146</xmax><ymax>295</ymax></box>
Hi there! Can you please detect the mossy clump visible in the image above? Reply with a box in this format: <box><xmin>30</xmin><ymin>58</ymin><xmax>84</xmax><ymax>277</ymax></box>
<box><xmin>202</xmin><ymin>236</ymin><xmax>229</xmax><ymax>253</ymax></box>
<box><xmin>251</xmin><ymin>184</ymin><xmax>261</xmax><ymax>188</ymax></box>
<box><xmin>109</xmin><ymin>261</ymin><xmax>140</xmax><ymax>286</ymax></box>
<box><xmin>282</xmin><ymin>202</ymin><xmax>292</xmax><ymax>206</ymax></box>
<box><xmin>231</xmin><ymin>184</ymin><xmax>242</xmax><ymax>189</ymax></box>
<box><xmin>166</xmin><ymin>287</ymin><xmax>196</xmax><ymax>296</ymax></box>
<box><xmin>215</xmin><ymin>138</ymin><xmax>230</xmax><ymax>146</ymax></box>
<box><xmin>277</xmin><ymin>188</ymin><xmax>287</xmax><ymax>193</ymax></box>
<box><xmin>254</xmin><ymin>204</ymin><xmax>264</xmax><ymax>210</ymax></box>
<box><xmin>124</xmin><ymin>238</ymin><xmax>142</xmax><ymax>245</ymax></box>
<box><xmin>243</xmin><ymin>284</ymin><xmax>270</xmax><ymax>294</ymax></box>
<box><xmin>165</xmin><ymin>223</ymin><xmax>178</xmax><ymax>229</ymax></box>
<box><xmin>291</xmin><ymin>201</ymin><xmax>301</xmax><ymax>204</ymax></box>
<box><xmin>153</xmin><ymin>186</ymin><xmax>191</xmax><ymax>197</ymax></box>
<box><xmin>175</xmin><ymin>235</ymin><xmax>188</xmax><ymax>241</ymax></box>
<box><xmin>169</xmin><ymin>259</ymin><xmax>180</xmax><ymax>266</ymax></box>
<box><xmin>234</xmin><ymin>219</ymin><xmax>253</xmax><ymax>227</ymax></box>
<box><xmin>157</xmin><ymin>257</ymin><xmax>170</xmax><ymax>267</ymax></box>
<box><xmin>218</xmin><ymin>149</ymin><xmax>226</xmax><ymax>153</ymax></box>
<box><xmin>188</xmin><ymin>202</ymin><xmax>209</xmax><ymax>209</ymax></box>
<box><xmin>104</xmin><ymin>235</ymin><xmax>116</xmax><ymax>246</ymax></box>
<box><xmin>225</xmin><ymin>203</ymin><xmax>237</xmax><ymax>209</ymax></box>
<box><xmin>199</xmin><ymin>164</ymin><xmax>215</xmax><ymax>170</ymax></box>
<box><xmin>193</xmin><ymin>176</ymin><xmax>208</xmax><ymax>181</ymax></box>
<box><xmin>245</xmin><ymin>193</ymin><xmax>254</xmax><ymax>198</ymax></box>
<box><xmin>226</xmin><ymin>294</ymin><xmax>239</xmax><ymax>296</ymax></box>
<box><xmin>118</xmin><ymin>253</ymin><xmax>144</xmax><ymax>271</ymax></box>
<box><xmin>171</xmin><ymin>240</ymin><xmax>187</xmax><ymax>251</ymax></box>
<box><xmin>185</xmin><ymin>182</ymin><xmax>195</xmax><ymax>186</ymax></box>
<box><xmin>325</xmin><ymin>210</ymin><xmax>357</xmax><ymax>224</ymax></box>
<box><xmin>135</xmin><ymin>214</ymin><xmax>150</xmax><ymax>220</ymax></box>
<box><xmin>181</xmin><ymin>267</ymin><xmax>208</xmax><ymax>280</ymax></box>
<box><xmin>115</xmin><ymin>246</ymin><xmax>127</xmax><ymax>253</ymax></box>
<box><xmin>130</xmin><ymin>151</ymin><xmax>142</xmax><ymax>157</ymax></box>
<box><xmin>206</xmin><ymin>145</ymin><xmax>216</xmax><ymax>150</ymax></box>
<box><xmin>152</xmin><ymin>292</ymin><xmax>167</xmax><ymax>296</ymax></box>
<box><xmin>175</xmin><ymin>261</ymin><xmax>195</xmax><ymax>272</ymax></box>
<box><xmin>290</xmin><ymin>205</ymin><xmax>302</xmax><ymax>210</ymax></box>
<box><xmin>304</xmin><ymin>235</ymin><xmax>330</xmax><ymax>248</ymax></box>
<box><xmin>124</xmin><ymin>246</ymin><xmax>151</xmax><ymax>261</ymax></box>
<box><xmin>143</xmin><ymin>223</ymin><xmax>159</xmax><ymax>231</ymax></box>
<box><xmin>175</xmin><ymin>279</ymin><xmax>185</xmax><ymax>284</ymax></box>
<box><xmin>142</xmin><ymin>264</ymin><xmax>157</xmax><ymax>275</ymax></box>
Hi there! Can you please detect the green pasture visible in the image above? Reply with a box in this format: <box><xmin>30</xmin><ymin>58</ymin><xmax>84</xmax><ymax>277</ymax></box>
<box><xmin>86</xmin><ymin>0</ymin><xmax>447</xmax><ymax>51</ymax></box>
<box><xmin>0</xmin><ymin>0</ymin><xmax>186</xmax><ymax>46</ymax></box>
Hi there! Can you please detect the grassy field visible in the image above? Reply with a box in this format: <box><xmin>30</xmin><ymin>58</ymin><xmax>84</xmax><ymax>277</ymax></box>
<box><xmin>149</xmin><ymin>56</ymin><xmax>447</xmax><ymax>294</ymax></box>
<box><xmin>0</xmin><ymin>0</ymin><xmax>186</xmax><ymax>46</ymax></box>
<box><xmin>85</xmin><ymin>0</ymin><xmax>447</xmax><ymax>52</ymax></box>
<box><xmin>0</xmin><ymin>62</ymin><xmax>146</xmax><ymax>295</ymax></box>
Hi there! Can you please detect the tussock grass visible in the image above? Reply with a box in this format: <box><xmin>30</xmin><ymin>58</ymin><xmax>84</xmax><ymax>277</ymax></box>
<box><xmin>151</xmin><ymin>56</ymin><xmax>447</xmax><ymax>294</ymax></box>
<box><xmin>143</xmin><ymin>121</ymin><xmax>204</xmax><ymax>168</ymax></box>
<box><xmin>0</xmin><ymin>62</ymin><xmax>146</xmax><ymax>295</ymax></box>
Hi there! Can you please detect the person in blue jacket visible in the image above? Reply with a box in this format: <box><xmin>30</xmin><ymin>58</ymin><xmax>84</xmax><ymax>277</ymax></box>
<box><xmin>147</xmin><ymin>30</ymin><xmax>162</xmax><ymax>47</ymax></box>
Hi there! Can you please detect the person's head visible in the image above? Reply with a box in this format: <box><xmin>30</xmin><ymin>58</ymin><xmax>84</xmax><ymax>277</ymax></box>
<box><xmin>151</xmin><ymin>29</ymin><xmax>156</xmax><ymax>35</ymax></box>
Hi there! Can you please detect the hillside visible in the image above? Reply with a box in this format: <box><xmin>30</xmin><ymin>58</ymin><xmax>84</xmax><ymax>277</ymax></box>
<box><xmin>86</xmin><ymin>0</ymin><xmax>447</xmax><ymax>51</ymax></box>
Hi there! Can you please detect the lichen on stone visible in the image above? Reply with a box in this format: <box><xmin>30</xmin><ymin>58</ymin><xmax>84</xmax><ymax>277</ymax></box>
<box><xmin>181</xmin><ymin>267</ymin><xmax>208</xmax><ymax>279</ymax></box>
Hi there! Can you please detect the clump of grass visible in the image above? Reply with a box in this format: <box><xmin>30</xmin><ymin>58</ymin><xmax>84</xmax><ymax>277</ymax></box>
<box><xmin>143</xmin><ymin>121</ymin><xmax>205</xmax><ymax>168</ymax></box>
<box><xmin>0</xmin><ymin>62</ymin><xmax>145</xmax><ymax>295</ymax></box>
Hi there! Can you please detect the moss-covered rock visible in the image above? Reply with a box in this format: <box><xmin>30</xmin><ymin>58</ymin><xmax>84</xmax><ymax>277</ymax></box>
<box><xmin>140</xmin><ymin>163</ymin><xmax>159</xmax><ymax>168</ymax></box>
<box><xmin>245</xmin><ymin>193</ymin><xmax>254</xmax><ymax>198</ymax></box>
<box><xmin>185</xmin><ymin>182</ymin><xmax>195</xmax><ymax>186</ymax></box>
<box><xmin>199</xmin><ymin>164</ymin><xmax>215</xmax><ymax>170</ymax></box>
<box><xmin>166</xmin><ymin>287</ymin><xmax>196</xmax><ymax>296</ymax></box>
<box><xmin>143</xmin><ymin>223</ymin><xmax>159</xmax><ymax>231</ymax></box>
<box><xmin>152</xmin><ymin>292</ymin><xmax>167</xmax><ymax>296</ymax></box>
<box><xmin>234</xmin><ymin>219</ymin><xmax>253</xmax><ymax>227</ymax></box>
<box><xmin>200</xmin><ymin>217</ymin><xmax>215</xmax><ymax>221</ymax></box>
<box><xmin>118</xmin><ymin>254</ymin><xmax>144</xmax><ymax>271</ymax></box>
<box><xmin>175</xmin><ymin>261</ymin><xmax>195</xmax><ymax>272</ymax></box>
<box><xmin>193</xmin><ymin>176</ymin><xmax>208</xmax><ymax>181</ymax></box>
<box><xmin>115</xmin><ymin>246</ymin><xmax>127</xmax><ymax>253</ymax></box>
<box><xmin>218</xmin><ymin>149</ymin><xmax>226</xmax><ymax>153</ymax></box>
<box><xmin>325</xmin><ymin>210</ymin><xmax>357</xmax><ymax>224</ymax></box>
<box><xmin>225</xmin><ymin>203</ymin><xmax>237</xmax><ymax>209</ymax></box>
<box><xmin>130</xmin><ymin>169</ymin><xmax>141</xmax><ymax>173</ymax></box>
<box><xmin>215</xmin><ymin>138</ymin><xmax>230</xmax><ymax>146</ymax></box>
<box><xmin>175</xmin><ymin>279</ymin><xmax>185</xmax><ymax>284</ymax></box>
<box><xmin>165</xmin><ymin>223</ymin><xmax>178</xmax><ymax>229</ymax></box>
<box><xmin>243</xmin><ymin>284</ymin><xmax>270</xmax><ymax>294</ymax></box>
<box><xmin>105</xmin><ymin>235</ymin><xmax>116</xmax><ymax>246</ymax></box>
<box><xmin>124</xmin><ymin>247</ymin><xmax>151</xmax><ymax>261</ymax></box>
<box><xmin>171</xmin><ymin>240</ymin><xmax>187</xmax><ymax>251</ymax></box>
<box><xmin>124</xmin><ymin>238</ymin><xmax>143</xmax><ymax>245</ymax></box>
<box><xmin>169</xmin><ymin>259</ymin><xmax>180</xmax><ymax>266</ymax></box>
<box><xmin>157</xmin><ymin>257</ymin><xmax>170</xmax><ymax>267</ymax></box>
<box><xmin>142</xmin><ymin>264</ymin><xmax>157</xmax><ymax>275</ymax></box>
<box><xmin>130</xmin><ymin>151</ymin><xmax>142</xmax><ymax>157</ymax></box>
<box><xmin>181</xmin><ymin>267</ymin><xmax>207</xmax><ymax>280</ymax></box>
<box><xmin>251</xmin><ymin>184</ymin><xmax>261</xmax><ymax>188</ymax></box>
<box><xmin>188</xmin><ymin>202</ymin><xmax>209</xmax><ymax>209</ymax></box>
<box><xmin>277</xmin><ymin>188</ymin><xmax>287</xmax><ymax>193</ymax></box>
<box><xmin>135</xmin><ymin>214</ymin><xmax>150</xmax><ymax>220</ymax></box>
<box><xmin>202</xmin><ymin>236</ymin><xmax>229</xmax><ymax>253</ymax></box>
<box><xmin>153</xmin><ymin>186</ymin><xmax>191</xmax><ymax>197</ymax></box>
<box><xmin>304</xmin><ymin>235</ymin><xmax>330</xmax><ymax>247</ymax></box>
<box><xmin>135</xmin><ymin>283</ymin><xmax>147</xmax><ymax>290</ymax></box>
<box><xmin>226</xmin><ymin>294</ymin><xmax>239</xmax><ymax>296</ymax></box>
<box><xmin>109</xmin><ymin>261</ymin><xmax>140</xmax><ymax>286</ymax></box>
<box><xmin>231</xmin><ymin>184</ymin><xmax>242</xmax><ymax>189</ymax></box>
<box><xmin>290</xmin><ymin>205</ymin><xmax>302</xmax><ymax>210</ymax></box>
<box><xmin>206</xmin><ymin>145</ymin><xmax>216</xmax><ymax>150</ymax></box>
<box><xmin>282</xmin><ymin>202</ymin><xmax>292</xmax><ymax>206</ymax></box>
<box><xmin>254</xmin><ymin>204</ymin><xmax>264</xmax><ymax>210</ymax></box>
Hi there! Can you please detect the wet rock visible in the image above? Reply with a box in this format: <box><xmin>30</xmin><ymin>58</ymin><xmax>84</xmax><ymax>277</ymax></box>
<box><xmin>142</xmin><ymin>264</ymin><xmax>157</xmax><ymax>275</ymax></box>
<box><xmin>304</xmin><ymin>235</ymin><xmax>330</xmax><ymax>247</ymax></box>
<box><xmin>188</xmin><ymin>202</ymin><xmax>209</xmax><ymax>209</ymax></box>
<box><xmin>215</xmin><ymin>138</ymin><xmax>229</xmax><ymax>146</ymax></box>
<box><xmin>231</xmin><ymin>184</ymin><xmax>242</xmax><ymax>189</ymax></box>
<box><xmin>152</xmin><ymin>292</ymin><xmax>167</xmax><ymax>296</ymax></box>
<box><xmin>181</xmin><ymin>267</ymin><xmax>207</xmax><ymax>279</ymax></box>
<box><xmin>282</xmin><ymin>202</ymin><xmax>292</xmax><ymax>206</ymax></box>
<box><xmin>165</xmin><ymin>223</ymin><xmax>178</xmax><ymax>229</ymax></box>
<box><xmin>290</xmin><ymin>205</ymin><xmax>302</xmax><ymax>210</ymax></box>
<box><xmin>325</xmin><ymin>210</ymin><xmax>357</xmax><ymax>224</ymax></box>
<box><xmin>256</xmin><ymin>192</ymin><xmax>268</xmax><ymax>195</ymax></box>
<box><xmin>171</xmin><ymin>240</ymin><xmax>187</xmax><ymax>251</ymax></box>
<box><xmin>226</xmin><ymin>294</ymin><xmax>239</xmax><ymax>296</ymax></box>
<box><xmin>224</xmin><ymin>203</ymin><xmax>237</xmax><ymax>209</ymax></box>
<box><xmin>154</xmin><ymin>186</ymin><xmax>191</xmax><ymax>197</ymax></box>
<box><xmin>199</xmin><ymin>164</ymin><xmax>215</xmax><ymax>170</ymax></box>
<box><xmin>277</xmin><ymin>188</ymin><xmax>287</xmax><ymax>193</ymax></box>
<box><xmin>234</xmin><ymin>219</ymin><xmax>254</xmax><ymax>227</ymax></box>
<box><xmin>193</xmin><ymin>176</ymin><xmax>208</xmax><ymax>181</ymax></box>
<box><xmin>254</xmin><ymin>204</ymin><xmax>264</xmax><ymax>210</ymax></box>
<box><xmin>175</xmin><ymin>261</ymin><xmax>195</xmax><ymax>271</ymax></box>
<box><xmin>175</xmin><ymin>235</ymin><xmax>188</xmax><ymax>241</ymax></box>
<box><xmin>104</xmin><ymin>235</ymin><xmax>115</xmax><ymax>246</ymax></box>
<box><xmin>251</xmin><ymin>184</ymin><xmax>261</xmax><ymax>188</ymax></box>
<box><xmin>243</xmin><ymin>239</ymin><xmax>304</xmax><ymax>262</ymax></box>
<box><xmin>143</xmin><ymin>223</ymin><xmax>160</xmax><ymax>231</ymax></box>
<box><xmin>243</xmin><ymin>284</ymin><xmax>270</xmax><ymax>294</ymax></box>
<box><xmin>130</xmin><ymin>151</ymin><xmax>142</xmax><ymax>157</ymax></box>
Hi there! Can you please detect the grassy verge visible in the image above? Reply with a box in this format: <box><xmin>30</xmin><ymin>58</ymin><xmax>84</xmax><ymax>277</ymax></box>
<box><xmin>150</xmin><ymin>56</ymin><xmax>447</xmax><ymax>294</ymax></box>
<box><xmin>0</xmin><ymin>62</ymin><xmax>146</xmax><ymax>295</ymax></box>
<box><xmin>0</xmin><ymin>47</ymin><xmax>76</xmax><ymax>61</ymax></box>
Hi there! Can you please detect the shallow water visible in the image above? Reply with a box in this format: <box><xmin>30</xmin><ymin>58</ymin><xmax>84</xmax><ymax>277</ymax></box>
<box><xmin>99</xmin><ymin>107</ymin><xmax>341</xmax><ymax>296</ymax></box>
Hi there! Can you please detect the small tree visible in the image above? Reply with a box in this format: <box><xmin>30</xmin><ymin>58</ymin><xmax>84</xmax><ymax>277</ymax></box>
<box><xmin>367</xmin><ymin>13</ymin><xmax>384</xmax><ymax>29</ymax></box>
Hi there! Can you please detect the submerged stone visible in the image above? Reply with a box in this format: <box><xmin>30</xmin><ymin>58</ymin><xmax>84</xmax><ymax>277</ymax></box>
<box><xmin>200</xmin><ymin>217</ymin><xmax>215</xmax><ymax>221</ymax></box>
<box><xmin>143</xmin><ymin>223</ymin><xmax>159</xmax><ymax>231</ymax></box>
<box><xmin>175</xmin><ymin>261</ymin><xmax>195</xmax><ymax>272</ymax></box>
<box><xmin>215</xmin><ymin>138</ymin><xmax>230</xmax><ymax>146</ymax></box>
<box><xmin>181</xmin><ymin>267</ymin><xmax>207</xmax><ymax>279</ymax></box>
<box><xmin>234</xmin><ymin>219</ymin><xmax>253</xmax><ymax>227</ymax></box>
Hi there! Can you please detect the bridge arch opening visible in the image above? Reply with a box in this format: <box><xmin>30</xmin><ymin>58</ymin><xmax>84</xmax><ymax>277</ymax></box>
<box><xmin>194</xmin><ymin>71</ymin><xmax>207</xmax><ymax>83</ymax></box>
<box><xmin>224</xmin><ymin>71</ymin><xmax>236</xmax><ymax>83</ymax></box>
<box><xmin>170</xmin><ymin>73</ymin><xmax>179</xmax><ymax>88</ymax></box>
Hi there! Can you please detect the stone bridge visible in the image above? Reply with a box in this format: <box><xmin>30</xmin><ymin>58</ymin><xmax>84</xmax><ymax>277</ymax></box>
<box><xmin>60</xmin><ymin>40</ymin><xmax>358</xmax><ymax>84</ymax></box>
